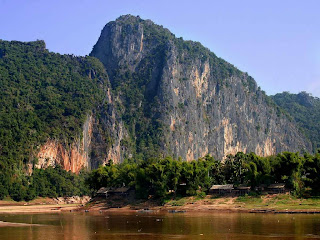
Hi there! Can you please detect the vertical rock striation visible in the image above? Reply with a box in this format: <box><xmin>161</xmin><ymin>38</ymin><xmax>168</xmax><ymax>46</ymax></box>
<box><xmin>36</xmin><ymin>114</ymin><xmax>93</xmax><ymax>173</ymax></box>
<box><xmin>91</xmin><ymin>15</ymin><xmax>311</xmax><ymax>161</ymax></box>
<box><xmin>17</xmin><ymin>16</ymin><xmax>314</xmax><ymax>172</ymax></box>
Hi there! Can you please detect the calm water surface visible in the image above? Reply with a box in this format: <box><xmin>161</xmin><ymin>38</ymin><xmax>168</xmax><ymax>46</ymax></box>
<box><xmin>0</xmin><ymin>211</ymin><xmax>320</xmax><ymax>239</ymax></box>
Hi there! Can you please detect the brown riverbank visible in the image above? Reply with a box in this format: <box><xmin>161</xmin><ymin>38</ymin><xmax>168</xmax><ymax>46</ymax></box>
<box><xmin>0</xmin><ymin>196</ymin><xmax>89</xmax><ymax>214</ymax></box>
<box><xmin>0</xmin><ymin>203</ymin><xmax>80</xmax><ymax>214</ymax></box>
<box><xmin>81</xmin><ymin>194</ymin><xmax>320</xmax><ymax>214</ymax></box>
<box><xmin>1</xmin><ymin>194</ymin><xmax>320</xmax><ymax>214</ymax></box>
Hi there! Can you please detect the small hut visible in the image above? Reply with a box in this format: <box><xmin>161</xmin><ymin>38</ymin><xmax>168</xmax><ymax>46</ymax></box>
<box><xmin>234</xmin><ymin>185</ymin><xmax>251</xmax><ymax>195</ymax></box>
<box><xmin>209</xmin><ymin>184</ymin><xmax>233</xmax><ymax>195</ymax></box>
<box><xmin>96</xmin><ymin>187</ymin><xmax>131</xmax><ymax>198</ymax></box>
<box><xmin>267</xmin><ymin>183</ymin><xmax>285</xmax><ymax>194</ymax></box>
<box><xmin>108</xmin><ymin>187</ymin><xmax>131</xmax><ymax>196</ymax></box>
<box><xmin>96</xmin><ymin>187</ymin><xmax>109</xmax><ymax>198</ymax></box>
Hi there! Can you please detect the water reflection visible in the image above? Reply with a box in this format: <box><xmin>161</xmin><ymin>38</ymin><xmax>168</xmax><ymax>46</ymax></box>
<box><xmin>0</xmin><ymin>212</ymin><xmax>320</xmax><ymax>239</ymax></box>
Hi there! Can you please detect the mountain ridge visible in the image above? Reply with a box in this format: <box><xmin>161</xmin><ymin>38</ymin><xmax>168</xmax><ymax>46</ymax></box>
<box><xmin>90</xmin><ymin>14</ymin><xmax>311</xmax><ymax>161</ymax></box>
<box><xmin>0</xmin><ymin>15</ymin><xmax>314</xmax><ymax>177</ymax></box>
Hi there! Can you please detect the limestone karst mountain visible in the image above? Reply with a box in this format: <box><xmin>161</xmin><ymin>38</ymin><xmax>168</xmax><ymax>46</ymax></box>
<box><xmin>90</xmin><ymin>15</ymin><xmax>311</xmax><ymax>162</ymax></box>
<box><xmin>0</xmin><ymin>15</ymin><xmax>312</xmax><ymax>174</ymax></box>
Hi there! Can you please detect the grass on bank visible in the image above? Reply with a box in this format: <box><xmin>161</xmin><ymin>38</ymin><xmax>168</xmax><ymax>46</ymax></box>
<box><xmin>163</xmin><ymin>194</ymin><xmax>320</xmax><ymax>210</ymax></box>
<box><xmin>235</xmin><ymin>194</ymin><xmax>320</xmax><ymax>210</ymax></box>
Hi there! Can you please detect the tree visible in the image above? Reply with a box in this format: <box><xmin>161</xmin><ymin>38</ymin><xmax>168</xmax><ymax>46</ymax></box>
<box><xmin>10</xmin><ymin>181</ymin><xmax>27</xmax><ymax>202</ymax></box>
<box><xmin>303</xmin><ymin>152</ymin><xmax>320</xmax><ymax>195</ymax></box>
<box><xmin>272</xmin><ymin>152</ymin><xmax>303</xmax><ymax>195</ymax></box>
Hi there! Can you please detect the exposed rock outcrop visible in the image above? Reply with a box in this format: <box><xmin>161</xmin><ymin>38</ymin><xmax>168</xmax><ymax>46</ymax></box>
<box><xmin>36</xmin><ymin>114</ymin><xmax>93</xmax><ymax>172</ymax></box>
<box><xmin>89</xmin><ymin>88</ymin><xmax>130</xmax><ymax>167</ymax></box>
<box><xmin>36</xmin><ymin>90</ymin><xmax>130</xmax><ymax>170</ymax></box>
<box><xmin>22</xmin><ymin>15</ymin><xmax>313</xmax><ymax>172</ymax></box>
<box><xmin>90</xmin><ymin>15</ymin><xmax>311</xmax><ymax>161</ymax></box>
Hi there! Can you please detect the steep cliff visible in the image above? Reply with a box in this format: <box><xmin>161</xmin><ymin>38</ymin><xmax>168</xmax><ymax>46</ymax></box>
<box><xmin>89</xmin><ymin>87</ymin><xmax>130</xmax><ymax>167</ymax></box>
<box><xmin>91</xmin><ymin>15</ymin><xmax>311</xmax><ymax>160</ymax></box>
<box><xmin>0</xmin><ymin>16</ymin><xmax>313</xmax><ymax>175</ymax></box>
<box><xmin>36</xmin><ymin>106</ymin><xmax>129</xmax><ymax>171</ymax></box>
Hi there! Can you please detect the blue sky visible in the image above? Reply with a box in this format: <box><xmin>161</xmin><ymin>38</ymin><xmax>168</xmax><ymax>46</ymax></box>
<box><xmin>1</xmin><ymin>0</ymin><xmax>319</xmax><ymax>97</ymax></box>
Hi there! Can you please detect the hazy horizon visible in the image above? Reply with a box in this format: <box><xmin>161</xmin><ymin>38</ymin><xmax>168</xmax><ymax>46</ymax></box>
<box><xmin>1</xmin><ymin>0</ymin><xmax>319</xmax><ymax>97</ymax></box>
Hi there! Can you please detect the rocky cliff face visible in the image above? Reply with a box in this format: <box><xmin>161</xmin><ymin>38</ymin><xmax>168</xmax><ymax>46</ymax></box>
<box><xmin>0</xmin><ymin>16</ymin><xmax>313</xmax><ymax>175</ymax></box>
<box><xmin>35</xmin><ymin>85</ymin><xmax>130</xmax><ymax>170</ymax></box>
<box><xmin>91</xmin><ymin>15</ymin><xmax>311</xmax><ymax>161</ymax></box>
<box><xmin>36</xmin><ymin>114</ymin><xmax>93</xmax><ymax>173</ymax></box>
<box><xmin>89</xmin><ymin>87</ymin><xmax>130</xmax><ymax>167</ymax></box>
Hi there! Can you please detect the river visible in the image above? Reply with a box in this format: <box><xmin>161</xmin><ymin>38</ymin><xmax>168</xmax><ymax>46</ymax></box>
<box><xmin>0</xmin><ymin>212</ymin><xmax>319</xmax><ymax>239</ymax></box>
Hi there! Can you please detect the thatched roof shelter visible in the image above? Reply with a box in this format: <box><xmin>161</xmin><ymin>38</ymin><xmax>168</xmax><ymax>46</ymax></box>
<box><xmin>210</xmin><ymin>184</ymin><xmax>233</xmax><ymax>190</ymax></box>
<box><xmin>209</xmin><ymin>184</ymin><xmax>233</xmax><ymax>195</ymax></box>
<box><xmin>97</xmin><ymin>187</ymin><xmax>109</xmax><ymax>194</ymax></box>
<box><xmin>96</xmin><ymin>187</ymin><xmax>131</xmax><ymax>198</ymax></box>
<box><xmin>267</xmin><ymin>183</ymin><xmax>286</xmax><ymax>193</ymax></box>
<box><xmin>108</xmin><ymin>187</ymin><xmax>130</xmax><ymax>194</ymax></box>
<box><xmin>268</xmin><ymin>183</ymin><xmax>285</xmax><ymax>189</ymax></box>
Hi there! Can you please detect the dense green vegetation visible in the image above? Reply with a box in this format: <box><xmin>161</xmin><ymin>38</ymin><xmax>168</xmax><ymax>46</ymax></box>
<box><xmin>87</xmin><ymin>151</ymin><xmax>320</xmax><ymax>199</ymax></box>
<box><xmin>272</xmin><ymin>92</ymin><xmax>320</xmax><ymax>151</ymax></box>
<box><xmin>0</xmin><ymin>166</ymin><xmax>90</xmax><ymax>201</ymax></box>
<box><xmin>2</xmin><ymin>150</ymin><xmax>320</xmax><ymax>201</ymax></box>
<box><xmin>0</xmin><ymin>40</ymin><xmax>107</xmax><ymax>198</ymax></box>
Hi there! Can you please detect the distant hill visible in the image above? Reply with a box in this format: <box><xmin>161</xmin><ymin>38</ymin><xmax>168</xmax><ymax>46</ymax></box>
<box><xmin>272</xmin><ymin>92</ymin><xmax>320</xmax><ymax>151</ymax></box>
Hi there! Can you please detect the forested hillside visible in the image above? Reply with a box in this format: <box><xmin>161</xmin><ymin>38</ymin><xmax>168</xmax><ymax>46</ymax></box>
<box><xmin>272</xmin><ymin>92</ymin><xmax>320</xmax><ymax>151</ymax></box>
<box><xmin>0</xmin><ymin>40</ymin><xmax>107</xmax><ymax>194</ymax></box>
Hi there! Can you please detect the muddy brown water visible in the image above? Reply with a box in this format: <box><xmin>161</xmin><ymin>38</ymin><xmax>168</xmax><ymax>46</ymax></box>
<box><xmin>0</xmin><ymin>211</ymin><xmax>319</xmax><ymax>239</ymax></box>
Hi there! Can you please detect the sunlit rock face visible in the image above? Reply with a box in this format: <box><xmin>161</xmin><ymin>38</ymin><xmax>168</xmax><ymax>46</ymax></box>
<box><xmin>90</xmin><ymin>15</ymin><xmax>311</xmax><ymax>161</ymax></box>
<box><xmin>36</xmin><ymin>93</ymin><xmax>130</xmax><ymax>171</ymax></box>
<box><xmin>26</xmin><ymin>15</ymin><xmax>313</xmax><ymax>173</ymax></box>
<box><xmin>2</xmin><ymin>17</ymin><xmax>313</xmax><ymax>175</ymax></box>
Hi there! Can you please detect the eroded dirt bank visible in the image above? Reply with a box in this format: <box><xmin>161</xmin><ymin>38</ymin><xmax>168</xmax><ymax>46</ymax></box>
<box><xmin>80</xmin><ymin>194</ymin><xmax>320</xmax><ymax>214</ymax></box>
<box><xmin>2</xmin><ymin>194</ymin><xmax>320</xmax><ymax>215</ymax></box>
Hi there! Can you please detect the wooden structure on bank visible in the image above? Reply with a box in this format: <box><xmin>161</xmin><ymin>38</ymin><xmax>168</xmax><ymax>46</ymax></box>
<box><xmin>267</xmin><ymin>183</ymin><xmax>286</xmax><ymax>194</ymax></box>
<box><xmin>209</xmin><ymin>184</ymin><xmax>233</xmax><ymax>195</ymax></box>
<box><xmin>96</xmin><ymin>187</ymin><xmax>131</xmax><ymax>198</ymax></box>
<box><xmin>96</xmin><ymin>187</ymin><xmax>109</xmax><ymax>197</ymax></box>
<box><xmin>234</xmin><ymin>186</ymin><xmax>251</xmax><ymax>195</ymax></box>
<box><xmin>209</xmin><ymin>183</ymin><xmax>286</xmax><ymax>196</ymax></box>
<box><xmin>209</xmin><ymin>184</ymin><xmax>250</xmax><ymax>196</ymax></box>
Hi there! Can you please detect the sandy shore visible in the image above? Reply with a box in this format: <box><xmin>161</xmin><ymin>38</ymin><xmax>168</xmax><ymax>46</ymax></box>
<box><xmin>0</xmin><ymin>199</ymin><xmax>80</xmax><ymax>227</ymax></box>
<box><xmin>1</xmin><ymin>194</ymin><xmax>320</xmax><ymax>215</ymax></box>
<box><xmin>0</xmin><ymin>197</ymin><xmax>89</xmax><ymax>214</ymax></box>
<box><xmin>0</xmin><ymin>203</ymin><xmax>80</xmax><ymax>214</ymax></box>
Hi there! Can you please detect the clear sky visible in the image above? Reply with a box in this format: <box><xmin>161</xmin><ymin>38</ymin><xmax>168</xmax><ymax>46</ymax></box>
<box><xmin>1</xmin><ymin>0</ymin><xmax>319</xmax><ymax>97</ymax></box>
